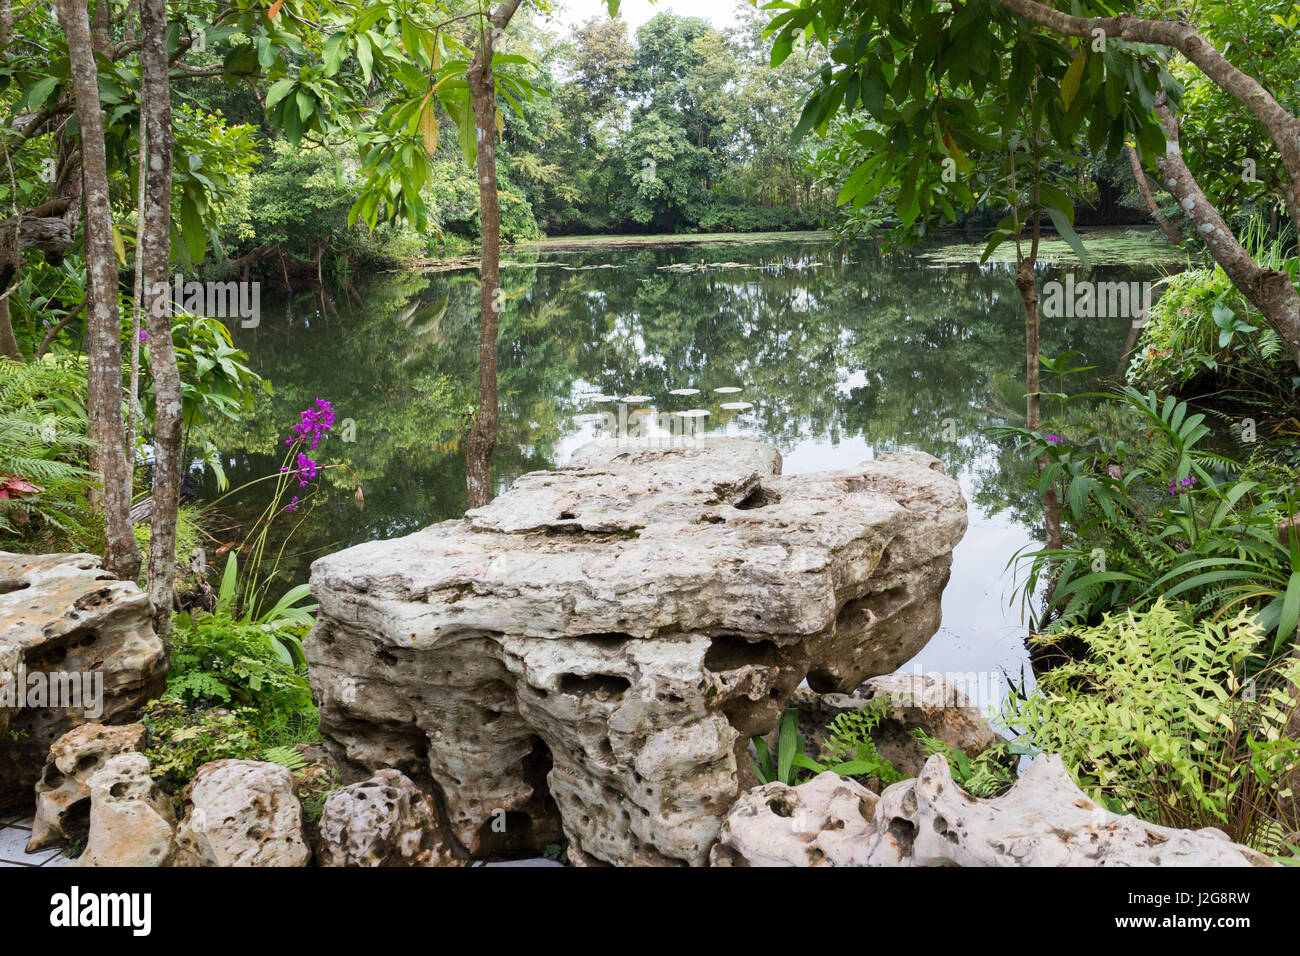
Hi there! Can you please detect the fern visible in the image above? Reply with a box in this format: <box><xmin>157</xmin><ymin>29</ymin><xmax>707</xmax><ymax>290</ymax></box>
<box><xmin>261</xmin><ymin>745</ymin><xmax>309</xmax><ymax>772</ymax></box>
<box><xmin>0</xmin><ymin>358</ymin><xmax>96</xmax><ymax>544</ymax></box>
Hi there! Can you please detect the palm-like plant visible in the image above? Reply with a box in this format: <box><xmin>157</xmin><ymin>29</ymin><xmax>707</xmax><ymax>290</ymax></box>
<box><xmin>1001</xmin><ymin>387</ymin><xmax>1300</xmax><ymax>654</ymax></box>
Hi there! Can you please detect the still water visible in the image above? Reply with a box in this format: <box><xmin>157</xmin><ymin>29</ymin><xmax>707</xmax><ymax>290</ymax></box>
<box><xmin>207</xmin><ymin>229</ymin><xmax>1184</xmax><ymax>716</ymax></box>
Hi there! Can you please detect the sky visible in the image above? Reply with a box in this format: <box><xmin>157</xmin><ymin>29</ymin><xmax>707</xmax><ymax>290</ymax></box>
<box><xmin>548</xmin><ymin>0</ymin><xmax>751</xmax><ymax>34</ymax></box>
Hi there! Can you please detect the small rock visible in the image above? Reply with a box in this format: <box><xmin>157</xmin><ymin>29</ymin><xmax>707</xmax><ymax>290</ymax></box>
<box><xmin>713</xmin><ymin>755</ymin><xmax>1275</xmax><ymax>866</ymax></box>
<box><xmin>710</xmin><ymin>772</ymin><xmax>878</xmax><ymax>866</ymax></box>
<box><xmin>863</xmin><ymin>753</ymin><xmax>1274</xmax><ymax>866</ymax></box>
<box><xmin>318</xmin><ymin>769</ymin><xmax>464</xmax><ymax>867</ymax></box>
<box><xmin>175</xmin><ymin>760</ymin><xmax>310</xmax><ymax>867</ymax></box>
<box><xmin>28</xmin><ymin>722</ymin><xmax>147</xmax><ymax>852</ymax></box>
<box><xmin>76</xmin><ymin>752</ymin><xmax>175</xmax><ymax>867</ymax></box>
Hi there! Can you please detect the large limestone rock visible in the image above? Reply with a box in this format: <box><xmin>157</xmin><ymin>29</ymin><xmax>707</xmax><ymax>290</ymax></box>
<box><xmin>712</xmin><ymin>755</ymin><xmax>1274</xmax><ymax>867</ymax></box>
<box><xmin>28</xmin><ymin>722</ymin><xmax>147</xmax><ymax>852</ymax></box>
<box><xmin>75</xmin><ymin>752</ymin><xmax>176</xmax><ymax>867</ymax></box>
<box><xmin>308</xmin><ymin>438</ymin><xmax>966</xmax><ymax>866</ymax></box>
<box><xmin>0</xmin><ymin>553</ymin><xmax>166</xmax><ymax>810</ymax></box>
<box><xmin>174</xmin><ymin>760</ymin><xmax>311</xmax><ymax>867</ymax></box>
<box><xmin>790</xmin><ymin>672</ymin><xmax>999</xmax><ymax>777</ymax></box>
<box><xmin>317</xmin><ymin>768</ymin><xmax>464</xmax><ymax>867</ymax></box>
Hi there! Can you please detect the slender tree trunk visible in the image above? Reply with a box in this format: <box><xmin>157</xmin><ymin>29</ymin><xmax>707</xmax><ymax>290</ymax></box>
<box><xmin>140</xmin><ymin>0</ymin><xmax>181</xmax><ymax>638</ymax></box>
<box><xmin>1126</xmin><ymin>143</ymin><xmax>1184</xmax><ymax>245</ymax></box>
<box><xmin>464</xmin><ymin>0</ymin><xmax>524</xmax><ymax>509</ymax></box>
<box><xmin>1015</xmin><ymin>261</ymin><xmax>1062</xmax><ymax>559</ymax></box>
<box><xmin>56</xmin><ymin>0</ymin><xmax>140</xmax><ymax>581</ymax></box>
<box><xmin>0</xmin><ymin>299</ymin><xmax>21</xmax><ymax>361</ymax></box>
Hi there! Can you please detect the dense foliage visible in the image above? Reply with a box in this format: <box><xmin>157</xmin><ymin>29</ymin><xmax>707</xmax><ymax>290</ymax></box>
<box><xmin>1006</xmin><ymin>601</ymin><xmax>1300</xmax><ymax>850</ymax></box>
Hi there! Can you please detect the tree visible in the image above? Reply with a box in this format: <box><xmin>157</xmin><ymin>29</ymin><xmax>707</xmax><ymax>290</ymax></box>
<box><xmin>993</xmin><ymin>0</ymin><xmax>1300</xmax><ymax>366</ymax></box>
<box><xmin>54</xmin><ymin>0</ymin><xmax>139</xmax><ymax>580</ymax></box>
<box><xmin>464</xmin><ymin>0</ymin><xmax>526</xmax><ymax>509</ymax></box>
<box><xmin>140</xmin><ymin>0</ymin><xmax>183</xmax><ymax>638</ymax></box>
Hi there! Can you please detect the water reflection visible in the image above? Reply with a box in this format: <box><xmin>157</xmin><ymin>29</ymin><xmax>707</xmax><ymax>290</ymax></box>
<box><xmin>206</xmin><ymin>231</ymin><xmax>1179</xmax><ymax>714</ymax></box>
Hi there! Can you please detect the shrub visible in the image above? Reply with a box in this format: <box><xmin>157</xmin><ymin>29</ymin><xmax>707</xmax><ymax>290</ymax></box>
<box><xmin>167</xmin><ymin>610</ymin><xmax>317</xmax><ymax>735</ymax></box>
<box><xmin>140</xmin><ymin>694</ymin><xmax>261</xmax><ymax>790</ymax></box>
<box><xmin>752</xmin><ymin>705</ymin><xmax>903</xmax><ymax>789</ymax></box>
<box><xmin>1127</xmin><ymin>266</ymin><xmax>1295</xmax><ymax>397</ymax></box>
<box><xmin>1002</xmin><ymin>387</ymin><xmax>1300</xmax><ymax>652</ymax></box>
<box><xmin>1004</xmin><ymin>601</ymin><xmax>1300</xmax><ymax>850</ymax></box>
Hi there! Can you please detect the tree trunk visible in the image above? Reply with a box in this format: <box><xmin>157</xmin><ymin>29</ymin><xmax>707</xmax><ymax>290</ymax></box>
<box><xmin>1153</xmin><ymin>102</ymin><xmax>1300</xmax><ymax>369</ymax></box>
<box><xmin>55</xmin><ymin>0</ymin><xmax>140</xmax><ymax>581</ymax></box>
<box><xmin>1126</xmin><ymin>144</ymin><xmax>1184</xmax><ymax>245</ymax></box>
<box><xmin>464</xmin><ymin>0</ymin><xmax>524</xmax><ymax>509</ymax></box>
<box><xmin>0</xmin><ymin>299</ymin><xmax>21</xmax><ymax>361</ymax></box>
<box><xmin>1015</xmin><ymin>262</ymin><xmax>1062</xmax><ymax>558</ymax></box>
<box><xmin>140</xmin><ymin>0</ymin><xmax>181</xmax><ymax>639</ymax></box>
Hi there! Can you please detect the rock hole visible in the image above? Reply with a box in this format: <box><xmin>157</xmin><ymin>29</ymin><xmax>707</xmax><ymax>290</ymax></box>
<box><xmin>734</xmin><ymin>486</ymin><xmax>781</xmax><ymax>509</ymax></box>
<box><xmin>558</xmin><ymin>673</ymin><xmax>631</xmax><ymax>700</ymax></box>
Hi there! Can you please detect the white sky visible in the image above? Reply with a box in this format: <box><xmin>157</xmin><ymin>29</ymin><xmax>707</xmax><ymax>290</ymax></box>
<box><xmin>547</xmin><ymin>0</ymin><xmax>751</xmax><ymax>33</ymax></box>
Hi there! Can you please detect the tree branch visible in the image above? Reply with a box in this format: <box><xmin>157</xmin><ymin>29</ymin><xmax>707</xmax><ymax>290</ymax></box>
<box><xmin>994</xmin><ymin>0</ymin><xmax>1300</xmax><ymax>234</ymax></box>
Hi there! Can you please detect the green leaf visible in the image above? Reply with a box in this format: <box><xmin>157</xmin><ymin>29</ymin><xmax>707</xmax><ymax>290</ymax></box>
<box><xmin>1279</xmin><ymin>571</ymin><xmax>1300</xmax><ymax>644</ymax></box>
<box><xmin>355</xmin><ymin>34</ymin><xmax>374</xmax><ymax>84</ymax></box>
<box><xmin>1061</xmin><ymin>50</ymin><xmax>1087</xmax><ymax>109</ymax></box>
<box><xmin>1045</xmin><ymin>205</ymin><xmax>1090</xmax><ymax>269</ymax></box>
<box><xmin>777</xmin><ymin>709</ymin><xmax>798</xmax><ymax>784</ymax></box>
<box><xmin>20</xmin><ymin>76</ymin><xmax>58</xmax><ymax>112</ymax></box>
<box><xmin>217</xmin><ymin>552</ymin><xmax>238</xmax><ymax>614</ymax></box>
<box><xmin>264</xmin><ymin>78</ymin><xmax>295</xmax><ymax>110</ymax></box>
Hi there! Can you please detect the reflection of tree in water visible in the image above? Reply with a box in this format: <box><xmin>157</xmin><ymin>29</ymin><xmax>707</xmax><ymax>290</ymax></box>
<box><xmin>206</xmin><ymin>236</ymin><xmax>1169</xmax><ymax>599</ymax></box>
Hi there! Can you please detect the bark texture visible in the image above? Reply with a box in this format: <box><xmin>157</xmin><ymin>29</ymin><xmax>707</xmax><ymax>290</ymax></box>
<box><xmin>463</xmin><ymin>0</ymin><xmax>524</xmax><ymax>509</ymax></box>
<box><xmin>55</xmin><ymin>0</ymin><xmax>140</xmax><ymax>580</ymax></box>
<box><xmin>140</xmin><ymin>0</ymin><xmax>182</xmax><ymax>638</ymax></box>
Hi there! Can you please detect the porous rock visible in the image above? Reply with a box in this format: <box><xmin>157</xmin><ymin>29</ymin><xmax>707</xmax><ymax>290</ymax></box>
<box><xmin>713</xmin><ymin>754</ymin><xmax>1275</xmax><ymax>867</ymax></box>
<box><xmin>28</xmin><ymin>722</ymin><xmax>147</xmax><ymax>852</ymax></box>
<box><xmin>710</xmin><ymin>772</ymin><xmax>878</xmax><ymax>866</ymax></box>
<box><xmin>175</xmin><ymin>760</ymin><xmax>310</xmax><ymax>867</ymax></box>
<box><xmin>317</xmin><ymin>768</ymin><xmax>463</xmax><ymax>866</ymax></box>
<box><xmin>307</xmin><ymin>437</ymin><xmax>967</xmax><ymax>865</ymax></box>
<box><xmin>0</xmin><ymin>552</ymin><xmax>166</xmax><ymax>810</ymax></box>
<box><xmin>75</xmin><ymin>752</ymin><xmax>175</xmax><ymax>867</ymax></box>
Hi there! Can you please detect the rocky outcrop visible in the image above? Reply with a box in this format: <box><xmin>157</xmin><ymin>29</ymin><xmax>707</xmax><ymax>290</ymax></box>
<box><xmin>790</xmin><ymin>672</ymin><xmax>999</xmax><ymax>777</ymax></box>
<box><xmin>308</xmin><ymin>437</ymin><xmax>966</xmax><ymax>866</ymax></box>
<box><xmin>317</xmin><ymin>769</ymin><xmax>463</xmax><ymax>867</ymax></box>
<box><xmin>0</xmin><ymin>553</ymin><xmax>166</xmax><ymax>810</ymax></box>
<box><xmin>174</xmin><ymin>760</ymin><xmax>310</xmax><ymax>867</ymax></box>
<box><xmin>711</xmin><ymin>772</ymin><xmax>878</xmax><ymax>866</ymax></box>
<box><xmin>28</xmin><ymin>722</ymin><xmax>147</xmax><ymax>852</ymax></box>
<box><xmin>712</xmin><ymin>755</ymin><xmax>1275</xmax><ymax>867</ymax></box>
<box><xmin>75</xmin><ymin>753</ymin><xmax>176</xmax><ymax>867</ymax></box>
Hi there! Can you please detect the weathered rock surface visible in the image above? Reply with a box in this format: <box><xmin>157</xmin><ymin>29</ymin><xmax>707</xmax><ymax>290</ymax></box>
<box><xmin>0</xmin><ymin>552</ymin><xmax>166</xmax><ymax>810</ymax></box>
<box><xmin>175</xmin><ymin>760</ymin><xmax>310</xmax><ymax>867</ymax></box>
<box><xmin>710</xmin><ymin>772</ymin><xmax>878</xmax><ymax>866</ymax></box>
<box><xmin>75</xmin><ymin>752</ymin><xmax>176</xmax><ymax>867</ymax></box>
<box><xmin>28</xmin><ymin>722</ymin><xmax>147</xmax><ymax>851</ymax></box>
<box><xmin>317</xmin><ymin>768</ymin><xmax>463</xmax><ymax>866</ymax></box>
<box><xmin>308</xmin><ymin>438</ymin><xmax>966</xmax><ymax>865</ymax></box>
<box><xmin>713</xmin><ymin>754</ymin><xmax>1274</xmax><ymax>867</ymax></box>
<box><xmin>791</xmin><ymin>672</ymin><xmax>999</xmax><ymax>777</ymax></box>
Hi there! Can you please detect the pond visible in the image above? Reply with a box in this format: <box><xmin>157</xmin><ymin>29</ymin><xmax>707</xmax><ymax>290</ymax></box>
<box><xmin>204</xmin><ymin>227</ymin><xmax>1185</xmax><ymax>717</ymax></box>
